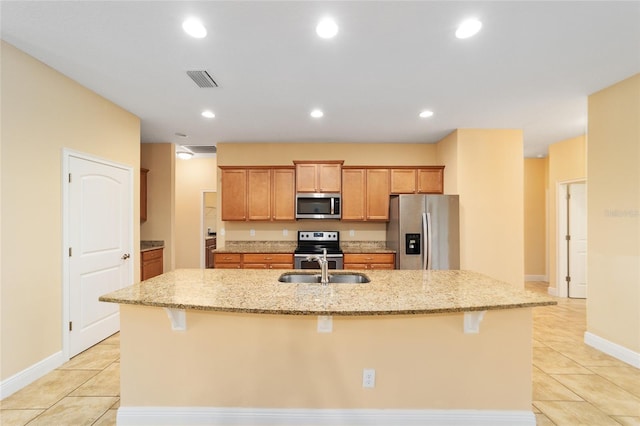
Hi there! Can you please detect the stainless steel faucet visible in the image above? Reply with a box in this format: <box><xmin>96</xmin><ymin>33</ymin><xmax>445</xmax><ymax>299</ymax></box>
<box><xmin>306</xmin><ymin>248</ymin><xmax>329</xmax><ymax>285</ymax></box>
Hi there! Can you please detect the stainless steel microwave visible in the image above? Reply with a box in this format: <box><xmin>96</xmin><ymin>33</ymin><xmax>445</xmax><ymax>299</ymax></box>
<box><xmin>295</xmin><ymin>193</ymin><xmax>341</xmax><ymax>219</ymax></box>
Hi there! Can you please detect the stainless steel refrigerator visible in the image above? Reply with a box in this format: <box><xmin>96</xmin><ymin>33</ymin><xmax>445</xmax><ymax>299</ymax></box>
<box><xmin>386</xmin><ymin>195</ymin><xmax>460</xmax><ymax>270</ymax></box>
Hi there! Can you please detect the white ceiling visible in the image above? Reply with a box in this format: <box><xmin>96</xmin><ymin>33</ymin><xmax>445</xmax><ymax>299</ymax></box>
<box><xmin>2</xmin><ymin>1</ymin><xmax>639</xmax><ymax>158</ymax></box>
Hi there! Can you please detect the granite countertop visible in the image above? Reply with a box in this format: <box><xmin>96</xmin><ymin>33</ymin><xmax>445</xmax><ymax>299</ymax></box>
<box><xmin>99</xmin><ymin>269</ymin><xmax>556</xmax><ymax>316</ymax></box>
<box><xmin>214</xmin><ymin>241</ymin><xmax>395</xmax><ymax>254</ymax></box>
<box><xmin>141</xmin><ymin>240</ymin><xmax>164</xmax><ymax>252</ymax></box>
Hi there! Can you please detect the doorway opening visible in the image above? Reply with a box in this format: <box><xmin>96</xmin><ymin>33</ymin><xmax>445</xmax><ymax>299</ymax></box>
<box><xmin>202</xmin><ymin>191</ymin><xmax>217</xmax><ymax>268</ymax></box>
<box><xmin>557</xmin><ymin>180</ymin><xmax>587</xmax><ymax>299</ymax></box>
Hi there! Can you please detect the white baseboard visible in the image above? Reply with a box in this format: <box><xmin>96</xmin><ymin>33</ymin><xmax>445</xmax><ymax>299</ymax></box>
<box><xmin>117</xmin><ymin>407</ymin><xmax>536</xmax><ymax>426</ymax></box>
<box><xmin>525</xmin><ymin>275</ymin><xmax>548</xmax><ymax>282</ymax></box>
<box><xmin>547</xmin><ymin>286</ymin><xmax>558</xmax><ymax>296</ymax></box>
<box><xmin>0</xmin><ymin>351</ymin><xmax>66</xmax><ymax>399</ymax></box>
<box><xmin>584</xmin><ymin>332</ymin><xmax>640</xmax><ymax>368</ymax></box>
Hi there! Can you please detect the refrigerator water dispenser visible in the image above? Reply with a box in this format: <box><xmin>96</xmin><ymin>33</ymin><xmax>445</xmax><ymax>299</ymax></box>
<box><xmin>405</xmin><ymin>233</ymin><xmax>421</xmax><ymax>255</ymax></box>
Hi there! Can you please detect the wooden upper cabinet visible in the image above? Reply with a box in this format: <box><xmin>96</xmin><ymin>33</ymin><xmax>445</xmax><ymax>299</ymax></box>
<box><xmin>272</xmin><ymin>168</ymin><xmax>295</xmax><ymax>221</ymax></box>
<box><xmin>417</xmin><ymin>167</ymin><xmax>444</xmax><ymax>193</ymax></box>
<box><xmin>140</xmin><ymin>168</ymin><xmax>148</xmax><ymax>222</ymax></box>
<box><xmin>342</xmin><ymin>168</ymin><xmax>390</xmax><ymax>221</ymax></box>
<box><xmin>341</xmin><ymin>169</ymin><xmax>366</xmax><ymax>220</ymax></box>
<box><xmin>247</xmin><ymin>169</ymin><xmax>271</xmax><ymax>220</ymax></box>
<box><xmin>366</xmin><ymin>168</ymin><xmax>390</xmax><ymax>220</ymax></box>
<box><xmin>390</xmin><ymin>168</ymin><xmax>416</xmax><ymax>194</ymax></box>
<box><xmin>294</xmin><ymin>161</ymin><xmax>343</xmax><ymax>193</ymax></box>
<box><xmin>390</xmin><ymin>166</ymin><xmax>444</xmax><ymax>194</ymax></box>
<box><xmin>220</xmin><ymin>166</ymin><xmax>295</xmax><ymax>222</ymax></box>
<box><xmin>221</xmin><ymin>168</ymin><xmax>248</xmax><ymax>221</ymax></box>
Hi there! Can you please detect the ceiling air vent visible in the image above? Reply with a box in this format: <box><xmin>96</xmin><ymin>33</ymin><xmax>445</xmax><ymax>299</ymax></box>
<box><xmin>186</xmin><ymin>70</ymin><xmax>219</xmax><ymax>88</ymax></box>
<box><xmin>184</xmin><ymin>145</ymin><xmax>217</xmax><ymax>154</ymax></box>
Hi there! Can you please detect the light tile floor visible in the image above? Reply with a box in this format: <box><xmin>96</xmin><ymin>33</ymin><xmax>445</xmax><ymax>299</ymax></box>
<box><xmin>1</xmin><ymin>282</ymin><xmax>639</xmax><ymax>425</ymax></box>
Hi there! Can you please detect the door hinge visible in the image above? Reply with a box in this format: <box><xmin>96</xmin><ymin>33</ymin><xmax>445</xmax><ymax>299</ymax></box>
<box><xmin>68</xmin><ymin>173</ymin><xmax>72</xmax><ymax>183</ymax></box>
<box><xmin>69</xmin><ymin>321</ymin><xmax>73</xmax><ymax>331</ymax></box>
<box><xmin>566</xmin><ymin>276</ymin><xmax>571</xmax><ymax>283</ymax></box>
<box><xmin>69</xmin><ymin>247</ymin><xmax>72</xmax><ymax>257</ymax></box>
<box><xmin>565</xmin><ymin>235</ymin><xmax>571</xmax><ymax>241</ymax></box>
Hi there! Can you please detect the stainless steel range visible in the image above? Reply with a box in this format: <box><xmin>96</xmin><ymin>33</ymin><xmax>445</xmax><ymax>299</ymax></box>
<box><xmin>294</xmin><ymin>231</ymin><xmax>344</xmax><ymax>270</ymax></box>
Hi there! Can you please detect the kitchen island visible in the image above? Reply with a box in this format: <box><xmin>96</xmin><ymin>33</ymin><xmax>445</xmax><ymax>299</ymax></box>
<box><xmin>100</xmin><ymin>269</ymin><xmax>555</xmax><ymax>426</ymax></box>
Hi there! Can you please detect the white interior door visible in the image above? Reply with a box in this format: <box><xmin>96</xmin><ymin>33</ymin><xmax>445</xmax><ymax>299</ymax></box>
<box><xmin>68</xmin><ymin>155</ymin><xmax>132</xmax><ymax>356</ymax></box>
<box><xmin>568</xmin><ymin>182</ymin><xmax>587</xmax><ymax>298</ymax></box>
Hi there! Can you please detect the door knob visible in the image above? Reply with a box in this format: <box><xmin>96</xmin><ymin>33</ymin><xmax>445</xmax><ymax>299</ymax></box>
<box><xmin>121</xmin><ymin>253</ymin><xmax>131</xmax><ymax>260</ymax></box>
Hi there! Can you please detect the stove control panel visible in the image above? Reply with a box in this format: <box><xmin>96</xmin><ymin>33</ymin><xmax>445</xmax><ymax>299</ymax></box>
<box><xmin>298</xmin><ymin>231</ymin><xmax>339</xmax><ymax>242</ymax></box>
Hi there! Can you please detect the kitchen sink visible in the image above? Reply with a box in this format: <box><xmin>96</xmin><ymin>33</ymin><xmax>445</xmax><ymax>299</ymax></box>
<box><xmin>278</xmin><ymin>272</ymin><xmax>370</xmax><ymax>284</ymax></box>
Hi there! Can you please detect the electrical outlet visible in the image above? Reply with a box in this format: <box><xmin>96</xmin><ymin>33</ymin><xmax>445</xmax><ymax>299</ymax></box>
<box><xmin>362</xmin><ymin>369</ymin><xmax>375</xmax><ymax>388</ymax></box>
<box><xmin>349</xmin><ymin>229</ymin><xmax>355</xmax><ymax>237</ymax></box>
<box><xmin>250</xmin><ymin>229</ymin><xmax>255</xmax><ymax>237</ymax></box>
<box><xmin>283</xmin><ymin>229</ymin><xmax>288</xmax><ymax>236</ymax></box>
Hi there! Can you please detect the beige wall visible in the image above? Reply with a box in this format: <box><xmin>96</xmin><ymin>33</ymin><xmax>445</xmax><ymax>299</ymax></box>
<box><xmin>524</xmin><ymin>158</ymin><xmax>548</xmax><ymax>277</ymax></box>
<box><xmin>216</xmin><ymin>143</ymin><xmax>437</xmax><ymax>246</ymax></box>
<box><xmin>141</xmin><ymin>143</ymin><xmax>176</xmax><ymax>274</ymax></box>
<box><xmin>437</xmin><ymin>129</ymin><xmax>525</xmax><ymax>287</ymax></box>
<box><xmin>1</xmin><ymin>42</ymin><xmax>140</xmax><ymax>380</ymax></box>
<box><xmin>547</xmin><ymin>136</ymin><xmax>587</xmax><ymax>291</ymax></box>
<box><xmin>121</xmin><ymin>305</ymin><xmax>533</xmax><ymax>410</ymax></box>
<box><xmin>175</xmin><ymin>156</ymin><xmax>217</xmax><ymax>268</ymax></box>
<box><xmin>587</xmin><ymin>73</ymin><xmax>640</xmax><ymax>353</ymax></box>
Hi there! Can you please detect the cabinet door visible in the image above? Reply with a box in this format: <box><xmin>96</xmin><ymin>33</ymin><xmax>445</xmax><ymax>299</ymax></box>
<box><xmin>295</xmin><ymin>164</ymin><xmax>318</xmax><ymax>192</ymax></box>
<box><xmin>341</xmin><ymin>169</ymin><xmax>366</xmax><ymax>220</ymax></box>
<box><xmin>272</xmin><ymin>168</ymin><xmax>295</xmax><ymax>221</ymax></box>
<box><xmin>213</xmin><ymin>253</ymin><xmax>242</xmax><ymax>269</ymax></box>
<box><xmin>318</xmin><ymin>163</ymin><xmax>342</xmax><ymax>192</ymax></box>
<box><xmin>366</xmin><ymin>169</ymin><xmax>390</xmax><ymax>221</ymax></box>
<box><xmin>417</xmin><ymin>167</ymin><xmax>444</xmax><ymax>194</ymax></box>
<box><xmin>141</xmin><ymin>248</ymin><xmax>163</xmax><ymax>280</ymax></box>
<box><xmin>221</xmin><ymin>169</ymin><xmax>247</xmax><ymax>221</ymax></box>
<box><xmin>247</xmin><ymin>169</ymin><xmax>271</xmax><ymax>220</ymax></box>
<box><xmin>390</xmin><ymin>169</ymin><xmax>416</xmax><ymax>194</ymax></box>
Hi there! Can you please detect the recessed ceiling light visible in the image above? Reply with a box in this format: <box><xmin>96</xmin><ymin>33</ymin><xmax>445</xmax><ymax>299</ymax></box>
<box><xmin>310</xmin><ymin>109</ymin><xmax>324</xmax><ymax>118</ymax></box>
<box><xmin>456</xmin><ymin>18</ymin><xmax>482</xmax><ymax>39</ymax></box>
<box><xmin>419</xmin><ymin>110</ymin><xmax>434</xmax><ymax>118</ymax></box>
<box><xmin>316</xmin><ymin>18</ymin><xmax>338</xmax><ymax>39</ymax></box>
<box><xmin>201</xmin><ymin>110</ymin><xmax>215</xmax><ymax>118</ymax></box>
<box><xmin>182</xmin><ymin>18</ymin><xmax>207</xmax><ymax>38</ymax></box>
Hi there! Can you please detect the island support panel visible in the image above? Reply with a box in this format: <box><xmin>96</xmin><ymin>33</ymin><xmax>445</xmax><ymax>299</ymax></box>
<box><xmin>118</xmin><ymin>305</ymin><xmax>534</xmax><ymax>425</ymax></box>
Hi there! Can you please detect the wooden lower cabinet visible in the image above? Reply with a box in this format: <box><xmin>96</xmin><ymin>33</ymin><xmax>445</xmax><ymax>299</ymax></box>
<box><xmin>242</xmin><ymin>253</ymin><xmax>294</xmax><ymax>269</ymax></box>
<box><xmin>141</xmin><ymin>248</ymin><xmax>163</xmax><ymax>280</ymax></box>
<box><xmin>213</xmin><ymin>253</ymin><xmax>293</xmax><ymax>269</ymax></box>
<box><xmin>343</xmin><ymin>253</ymin><xmax>395</xmax><ymax>270</ymax></box>
<box><xmin>213</xmin><ymin>253</ymin><xmax>242</xmax><ymax>269</ymax></box>
<box><xmin>205</xmin><ymin>238</ymin><xmax>217</xmax><ymax>268</ymax></box>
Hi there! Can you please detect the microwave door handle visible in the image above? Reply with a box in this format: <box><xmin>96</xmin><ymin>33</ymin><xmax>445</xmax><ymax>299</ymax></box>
<box><xmin>422</xmin><ymin>212</ymin><xmax>428</xmax><ymax>270</ymax></box>
<box><xmin>330</xmin><ymin>197</ymin><xmax>334</xmax><ymax>215</ymax></box>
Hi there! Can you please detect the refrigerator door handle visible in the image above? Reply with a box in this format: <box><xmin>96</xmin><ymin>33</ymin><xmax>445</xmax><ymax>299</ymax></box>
<box><xmin>422</xmin><ymin>212</ymin><xmax>428</xmax><ymax>270</ymax></box>
<box><xmin>426</xmin><ymin>212</ymin><xmax>433</xmax><ymax>270</ymax></box>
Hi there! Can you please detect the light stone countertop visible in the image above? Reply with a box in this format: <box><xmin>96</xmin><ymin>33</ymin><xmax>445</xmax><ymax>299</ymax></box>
<box><xmin>99</xmin><ymin>269</ymin><xmax>556</xmax><ymax>316</ymax></box>
<box><xmin>213</xmin><ymin>241</ymin><xmax>395</xmax><ymax>254</ymax></box>
<box><xmin>140</xmin><ymin>240</ymin><xmax>164</xmax><ymax>252</ymax></box>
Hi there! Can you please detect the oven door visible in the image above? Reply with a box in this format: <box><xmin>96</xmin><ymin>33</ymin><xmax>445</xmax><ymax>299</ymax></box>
<box><xmin>294</xmin><ymin>254</ymin><xmax>343</xmax><ymax>270</ymax></box>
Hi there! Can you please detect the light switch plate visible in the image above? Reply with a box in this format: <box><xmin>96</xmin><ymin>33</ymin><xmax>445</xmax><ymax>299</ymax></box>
<box><xmin>250</xmin><ymin>229</ymin><xmax>255</xmax><ymax>237</ymax></box>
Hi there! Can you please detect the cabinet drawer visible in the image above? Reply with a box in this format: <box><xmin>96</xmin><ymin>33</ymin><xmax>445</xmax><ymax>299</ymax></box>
<box><xmin>214</xmin><ymin>253</ymin><xmax>242</xmax><ymax>263</ymax></box>
<box><xmin>243</xmin><ymin>253</ymin><xmax>293</xmax><ymax>264</ymax></box>
<box><xmin>343</xmin><ymin>253</ymin><xmax>395</xmax><ymax>264</ymax></box>
<box><xmin>142</xmin><ymin>248</ymin><xmax>163</xmax><ymax>261</ymax></box>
